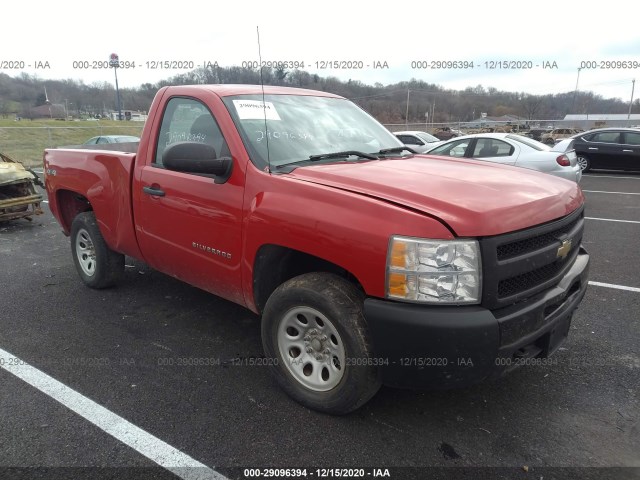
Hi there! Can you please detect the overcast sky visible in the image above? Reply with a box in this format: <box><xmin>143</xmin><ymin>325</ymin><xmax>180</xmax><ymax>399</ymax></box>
<box><xmin>4</xmin><ymin>0</ymin><xmax>639</xmax><ymax>103</ymax></box>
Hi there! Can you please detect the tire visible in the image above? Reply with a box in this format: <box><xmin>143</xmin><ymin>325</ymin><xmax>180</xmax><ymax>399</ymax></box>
<box><xmin>261</xmin><ymin>272</ymin><xmax>381</xmax><ymax>415</ymax></box>
<box><xmin>70</xmin><ymin>211</ymin><xmax>124</xmax><ymax>288</ymax></box>
<box><xmin>577</xmin><ymin>155</ymin><xmax>591</xmax><ymax>172</ymax></box>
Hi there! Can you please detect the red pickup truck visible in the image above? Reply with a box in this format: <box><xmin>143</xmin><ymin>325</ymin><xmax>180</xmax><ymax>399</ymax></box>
<box><xmin>44</xmin><ymin>85</ymin><xmax>589</xmax><ymax>414</ymax></box>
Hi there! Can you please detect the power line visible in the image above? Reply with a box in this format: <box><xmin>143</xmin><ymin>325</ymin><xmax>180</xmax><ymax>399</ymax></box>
<box><xmin>581</xmin><ymin>79</ymin><xmax>635</xmax><ymax>88</ymax></box>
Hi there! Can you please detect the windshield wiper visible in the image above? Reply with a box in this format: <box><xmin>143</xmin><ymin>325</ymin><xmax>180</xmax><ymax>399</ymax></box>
<box><xmin>308</xmin><ymin>150</ymin><xmax>378</xmax><ymax>161</ymax></box>
<box><xmin>272</xmin><ymin>150</ymin><xmax>379</xmax><ymax>173</ymax></box>
<box><xmin>377</xmin><ymin>146</ymin><xmax>417</xmax><ymax>155</ymax></box>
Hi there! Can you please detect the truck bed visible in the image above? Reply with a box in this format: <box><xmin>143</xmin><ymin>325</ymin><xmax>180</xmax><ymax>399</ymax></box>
<box><xmin>43</xmin><ymin>148</ymin><xmax>142</xmax><ymax>259</ymax></box>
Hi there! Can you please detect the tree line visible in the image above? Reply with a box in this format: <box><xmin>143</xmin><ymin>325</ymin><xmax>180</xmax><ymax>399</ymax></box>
<box><xmin>1</xmin><ymin>67</ymin><xmax>637</xmax><ymax>123</ymax></box>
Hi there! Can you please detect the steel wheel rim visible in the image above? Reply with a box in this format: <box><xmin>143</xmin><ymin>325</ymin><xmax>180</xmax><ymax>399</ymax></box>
<box><xmin>75</xmin><ymin>228</ymin><xmax>96</xmax><ymax>277</ymax></box>
<box><xmin>577</xmin><ymin>156</ymin><xmax>588</xmax><ymax>171</ymax></box>
<box><xmin>277</xmin><ymin>306</ymin><xmax>346</xmax><ymax>392</ymax></box>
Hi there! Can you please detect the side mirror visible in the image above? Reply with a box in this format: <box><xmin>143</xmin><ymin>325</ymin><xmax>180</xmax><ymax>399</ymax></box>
<box><xmin>162</xmin><ymin>142</ymin><xmax>232</xmax><ymax>184</ymax></box>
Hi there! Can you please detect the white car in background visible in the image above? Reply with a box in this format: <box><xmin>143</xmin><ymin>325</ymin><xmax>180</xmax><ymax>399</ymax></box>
<box><xmin>425</xmin><ymin>133</ymin><xmax>582</xmax><ymax>183</ymax></box>
<box><xmin>393</xmin><ymin>131</ymin><xmax>443</xmax><ymax>153</ymax></box>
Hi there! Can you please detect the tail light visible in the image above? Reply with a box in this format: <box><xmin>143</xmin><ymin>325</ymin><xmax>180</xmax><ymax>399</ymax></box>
<box><xmin>556</xmin><ymin>154</ymin><xmax>570</xmax><ymax>167</ymax></box>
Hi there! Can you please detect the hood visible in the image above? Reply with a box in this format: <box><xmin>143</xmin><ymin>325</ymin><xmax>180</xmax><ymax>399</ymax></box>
<box><xmin>288</xmin><ymin>156</ymin><xmax>584</xmax><ymax>237</ymax></box>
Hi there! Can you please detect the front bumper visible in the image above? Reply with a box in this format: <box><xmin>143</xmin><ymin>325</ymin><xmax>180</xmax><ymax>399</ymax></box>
<box><xmin>364</xmin><ymin>247</ymin><xmax>589</xmax><ymax>389</ymax></box>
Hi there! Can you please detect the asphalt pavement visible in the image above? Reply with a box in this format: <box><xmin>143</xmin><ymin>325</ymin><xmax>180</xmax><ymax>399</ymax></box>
<box><xmin>0</xmin><ymin>171</ymin><xmax>638</xmax><ymax>480</ymax></box>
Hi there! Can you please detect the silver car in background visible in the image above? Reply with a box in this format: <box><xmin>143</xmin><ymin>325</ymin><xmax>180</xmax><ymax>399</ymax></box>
<box><xmin>393</xmin><ymin>130</ymin><xmax>443</xmax><ymax>153</ymax></box>
<box><xmin>82</xmin><ymin>135</ymin><xmax>141</xmax><ymax>145</ymax></box>
<box><xmin>425</xmin><ymin>133</ymin><xmax>582</xmax><ymax>183</ymax></box>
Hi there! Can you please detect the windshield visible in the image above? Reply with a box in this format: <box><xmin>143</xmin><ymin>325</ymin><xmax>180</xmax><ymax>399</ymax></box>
<box><xmin>416</xmin><ymin>132</ymin><xmax>440</xmax><ymax>143</ymax></box>
<box><xmin>222</xmin><ymin>94</ymin><xmax>403</xmax><ymax>169</ymax></box>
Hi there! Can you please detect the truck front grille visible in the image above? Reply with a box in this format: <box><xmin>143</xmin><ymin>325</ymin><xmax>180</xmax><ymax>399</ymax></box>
<box><xmin>496</xmin><ymin>216</ymin><xmax>581</xmax><ymax>261</ymax></box>
<box><xmin>497</xmin><ymin>261</ymin><xmax>568</xmax><ymax>298</ymax></box>
<box><xmin>480</xmin><ymin>207</ymin><xmax>584</xmax><ymax>309</ymax></box>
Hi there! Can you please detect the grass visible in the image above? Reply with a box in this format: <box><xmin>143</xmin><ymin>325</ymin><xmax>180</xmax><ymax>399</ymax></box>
<box><xmin>0</xmin><ymin>120</ymin><xmax>144</xmax><ymax>167</ymax></box>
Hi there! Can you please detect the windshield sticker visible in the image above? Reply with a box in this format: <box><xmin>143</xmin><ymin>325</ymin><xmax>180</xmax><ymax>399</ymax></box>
<box><xmin>233</xmin><ymin>100</ymin><xmax>281</xmax><ymax>121</ymax></box>
<box><xmin>334</xmin><ymin>128</ymin><xmax>360</xmax><ymax>138</ymax></box>
<box><xmin>256</xmin><ymin>130</ymin><xmax>313</xmax><ymax>142</ymax></box>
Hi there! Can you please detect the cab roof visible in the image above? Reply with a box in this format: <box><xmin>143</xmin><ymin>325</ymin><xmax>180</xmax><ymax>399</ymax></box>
<box><xmin>165</xmin><ymin>84</ymin><xmax>345</xmax><ymax>99</ymax></box>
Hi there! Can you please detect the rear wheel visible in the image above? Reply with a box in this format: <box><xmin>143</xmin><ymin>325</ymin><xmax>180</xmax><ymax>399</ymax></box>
<box><xmin>261</xmin><ymin>273</ymin><xmax>381</xmax><ymax>415</ymax></box>
<box><xmin>70</xmin><ymin>212</ymin><xmax>124</xmax><ymax>288</ymax></box>
<box><xmin>577</xmin><ymin>155</ymin><xmax>591</xmax><ymax>172</ymax></box>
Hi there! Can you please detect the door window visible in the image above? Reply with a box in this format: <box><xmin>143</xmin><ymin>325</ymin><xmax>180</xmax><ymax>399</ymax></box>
<box><xmin>397</xmin><ymin>135</ymin><xmax>422</xmax><ymax>145</ymax></box>
<box><xmin>154</xmin><ymin>97</ymin><xmax>229</xmax><ymax>166</ymax></box>
<box><xmin>472</xmin><ymin>139</ymin><xmax>514</xmax><ymax>157</ymax></box>
<box><xmin>623</xmin><ymin>132</ymin><xmax>640</xmax><ymax>145</ymax></box>
<box><xmin>591</xmin><ymin>132</ymin><xmax>621</xmax><ymax>144</ymax></box>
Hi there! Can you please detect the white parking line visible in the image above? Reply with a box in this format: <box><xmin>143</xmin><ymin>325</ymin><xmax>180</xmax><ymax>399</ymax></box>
<box><xmin>0</xmin><ymin>347</ymin><xmax>228</xmax><ymax>480</ymax></box>
<box><xmin>582</xmin><ymin>190</ymin><xmax>640</xmax><ymax>195</ymax></box>
<box><xmin>586</xmin><ymin>217</ymin><xmax>640</xmax><ymax>224</ymax></box>
<box><xmin>589</xmin><ymin>281</ymin><xmax>640</xmax><ymax>293</ymax></box>
<box><xmin>583</xmin><ymin>175</ymin><xmax>640</xmax><ymax>180</ymax></box>
<box><xmin>42</xmin><ymin>200</ymin><xmax>49</xmax><ymax>204</ymax></box>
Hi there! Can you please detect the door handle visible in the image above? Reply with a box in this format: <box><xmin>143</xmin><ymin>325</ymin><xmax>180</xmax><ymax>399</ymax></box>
<box><xmin>623</xmin><ymin>149</ymin><xmax>633</xmax><ymax>152</ymax></box>
<box><xmin>143</xmin><ymin>186</ymin><xmax>165</xmax><ymax>197</ymax></box>
<box><xmin>588</xmin><ymin>147</ymin><xmax>598</xmax><ymax>150</ymax></box>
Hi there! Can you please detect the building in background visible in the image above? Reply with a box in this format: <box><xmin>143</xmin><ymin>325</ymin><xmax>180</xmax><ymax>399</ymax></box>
<box><xmin>109</xmin><ymin>110</ymin><xmax>148</xmax><ymax>121</ymax></box>
<box><xmin>563</xmin><ymin>114</ymin><xmax>640</xmax><ymax>129</ymax></box>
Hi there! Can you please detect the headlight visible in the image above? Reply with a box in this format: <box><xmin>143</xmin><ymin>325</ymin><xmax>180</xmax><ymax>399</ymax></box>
<box><xmin>386</xmin><ymin>236</ymin><xmax>481</xmax><ymax>304</ymax></box>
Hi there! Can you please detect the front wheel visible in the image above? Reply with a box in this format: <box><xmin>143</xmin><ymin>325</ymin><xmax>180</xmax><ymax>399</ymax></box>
<box><xmin>70</xmin><ymin>211</ymin><xmax>124</xmax><ymax>288</ymax></box>
<box><xmin>577</xmin><ymin>155</ymin><xmax>591</xmax><ymax>172</ymax></box>
<box><xmin>261</xmin><ymin>273</ymin><xmax>381</xmax><ymax>415</ymax></box>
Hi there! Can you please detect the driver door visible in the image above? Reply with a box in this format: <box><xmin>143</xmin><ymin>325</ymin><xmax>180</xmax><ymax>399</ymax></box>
<box><xmin>133</xmin><ymin>96</ymin><xmax>245</xmax><ymax>305</ymax></box>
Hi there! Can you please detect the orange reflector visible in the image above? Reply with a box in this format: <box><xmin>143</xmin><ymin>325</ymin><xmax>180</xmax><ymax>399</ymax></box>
<box><xmin>388</xmin><ymin>272</ymin><xmax>407</xmax><ymax>296</ymax></box>
<box><xmin>390</xmin><ymin>241</ymin><xmax>407</xmax><ymax>268</ymax></box>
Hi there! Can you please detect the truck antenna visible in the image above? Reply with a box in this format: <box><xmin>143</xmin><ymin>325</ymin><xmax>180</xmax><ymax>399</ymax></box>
<box><xmin>257</xmin><ymin>26</ymin><xmax>271</xmax><ymax>174</ymax></box>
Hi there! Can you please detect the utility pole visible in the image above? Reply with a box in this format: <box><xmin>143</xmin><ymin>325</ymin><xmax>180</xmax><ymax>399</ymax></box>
<box><xmin>628</xmin><ymin>79</ymin><xmax>636</xmax><ymax>126</ymax></box>
<box><xmin>109</xmin><ymin>53</ymin><xmax>122</xmax><ymax>121</ymax></box>
<box><xmin>405</xmin><ymin>89</ymin><xmax>410</xmax><ymax>129</ymax></box>
<box><xmin>431</xmin><ymin>102</ymin><xmax>436</xmax><ymax>129</ymax></box>
<box><xmin>571</xmin><ymin>67</ymin><xmax>582</xmax><ymax>113</ymax></box>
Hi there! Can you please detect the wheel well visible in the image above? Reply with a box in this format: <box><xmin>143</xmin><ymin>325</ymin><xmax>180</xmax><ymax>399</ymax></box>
<box><xmin>253</xmin><ymin>245</ymin><xmax>364</xmax><ymax>314</ymax></box>
<box><xmin>57</xmin><ymin>190</ymin><xmax>92</xmax><ymax>232</ymax></box>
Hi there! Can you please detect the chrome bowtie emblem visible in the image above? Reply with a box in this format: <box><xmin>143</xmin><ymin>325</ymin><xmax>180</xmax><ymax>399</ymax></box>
<box><xmin>557</xmin><ymin>239</ymin><xmax>572</xmax><ymax>259</ymax></box>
